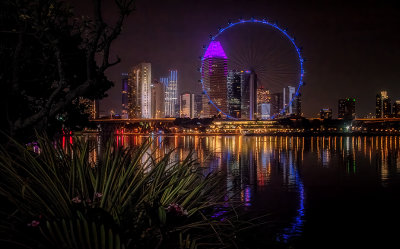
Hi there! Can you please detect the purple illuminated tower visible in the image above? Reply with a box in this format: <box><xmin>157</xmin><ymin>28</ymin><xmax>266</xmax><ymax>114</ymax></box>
<box><xmin>201</xmin><ymin>41</ymin><xmax>228</xmax><ymax>117</ymax></box>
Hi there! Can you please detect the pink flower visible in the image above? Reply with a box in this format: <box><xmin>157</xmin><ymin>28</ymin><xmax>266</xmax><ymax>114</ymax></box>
<box><xmin>166</xmin><ymin>203</ymin><xmax>188</xmax><ymax>216</ymax></box>
<box><xmin>94</xmin><ymin>192</ymin><xmax>103</xmax><ymax>198</ymax></box>
<box><xmin>72</xmin><ymin>196</ymin><xmax>81</xmax><ymax>203</ymax></box>
<box><xmin>27</xmin><ymin>220</ymin><xmax>40</xmax><ymax>227</ymax></box>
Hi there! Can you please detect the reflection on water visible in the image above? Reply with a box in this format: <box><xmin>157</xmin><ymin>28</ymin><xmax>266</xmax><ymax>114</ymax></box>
<box><xmin>84</xmin><ymin>135</ymin><xmax>400</xmax><ymax>243</ymax></box>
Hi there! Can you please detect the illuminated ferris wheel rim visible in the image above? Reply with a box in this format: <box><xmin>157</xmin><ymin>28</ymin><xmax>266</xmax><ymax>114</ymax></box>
<box><xmin>200</xmin><ymin>18</ymin><xmax>305</xmax><ymax>120</ymax></box>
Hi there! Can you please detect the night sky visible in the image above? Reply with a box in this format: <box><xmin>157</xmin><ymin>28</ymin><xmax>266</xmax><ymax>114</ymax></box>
<box><xmin>73</xmin><ymin>0</ymin><xmax>400</xmax><ymax>118</ymax></box>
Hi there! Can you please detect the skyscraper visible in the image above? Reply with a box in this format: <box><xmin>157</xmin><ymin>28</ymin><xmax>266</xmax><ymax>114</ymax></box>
<box><xmin>241</xmin><ymin>70</ymin><xmax>257</xmax><ymax>120</ymax></box>
<box><xmin>283</xmin><ymin>86</ymin><xmax>296</xmax><ymax>115</ymax></box>
<box><xmin>376</xmin><ymin>91</ymin><xmax>391</xmax><ymax>118</ymax></box>
<box><xmin>151</xmin><ymin>80</ymin><xmax>165</xmax><ymax>118</ymax></box>
<box><xmin>257</xmin><ymin>87</ymin><xmax>271</xmax><ymax>119</ymax></box>
<box><xmin>227</xmin><ymin>70</ymin><xmax>242</xmax><ymax>118</ymax></box>
<box><xmin>293</xmin><ymin>94</ymin><xmax>302</xmax><ymax>117</ymax></box>
<box><xmin>201</xmin><ymin>41</ymin><xmax>228</xmax><ymax>117</ymax></box>
<box><xmin>383</xmin><ymin>98</ymin><xmax>391</xmax><ymax>118</ymax></box>
<box><xmin>338</xmin><ymin>98</ymin><xmax>356</xmax><ymax>120</ymax></box>
<box><xmin>270</xmin><ymin>92</ymin><xmax>283</xmax><ymax>117</ymax></box>
<box><xmin>121</xmin><ymin>73</ymin><xmax>129</xmax><ymax>119</ymax></box>
<box><xmin>163</xmin><ymin>70</ymin><xmax>178</xmax><ymax>117</ymax></box>
<box><xmin>180</xmin><ymin>93</ymin><xmax>195</xmax><ymax>118</ymax></box>
<box><xmin>194</xmin><ymin>94</ymin><xmax>203</xmax><ymax>118</ymax></box>
<box><xmin>128</xmin><ymin>63</ymin><xmax>152</xmax><ymax>118</ymax></box>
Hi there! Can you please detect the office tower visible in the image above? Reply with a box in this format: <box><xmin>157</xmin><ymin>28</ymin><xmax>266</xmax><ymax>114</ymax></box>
<box><xmin>121</xmin><ymin>73</ymin><xmax>129</xmax><ymax>119</ymax></box>
<box><xmin>201</xmin><ymin>41</ymin><xmax>228</xmax><ymax>117</ymax></box>
<box><xmin>376</xmin><ymin>91</ymin><xmax>391</xmax><ymax>118</ymax></box>
<box><xmin>151</xmin><ymin>80</ymin><xmax>165</xmax><ymax>118</ymax></box>
<box><xmin>227</xmin><ymin>70</ymin><xmax>242</xmax><ymax>118</ymax></box>
<box><xmin>260</xmin><ymin>103</ymin><xmax>271</xmax><ymax>119</ymax></box>
<box><xmin>283</xmin><ymin>86</ymin><xmax>296</xmax><ymax>115</ymax></box>
<box><xmin>180</xmin><ymin>93</ymin><xmax>195</xmax><ymax>118</ymax></box>
<box><xmin>163</xmin><ymin>70</ymin><xmax>178</xmax><ymax>117</ymax></box>
<box><xmin>257</xmin><ymin>87</ymin><xmax>271</xmax><ymax>119</ymax></box>
<box><xmin>320</xmin><ymin>108</ymin><xmax>332</xmax><ymax>119</ymax></box>
<box><xmin>241</xmin><ymin>70</ymin><xmax>257</xmax><ymax>120</ymax></box>
<box><xmin>293</xmin><ymin>94</ymin><xmax>302</xmax><ymax>117</ymax></box>
<box><xmin>128</xmin><ymin>63</ymin><xmax>152</xmax><ymax>118</ymax></box>
<box><xmin>270</xmin><ymin>92</ymin><xmax>283</xmax><ymax>117</ymax></box>
<box><xmin>383</xmin><ymin>97</ymin><xmax>391</xmax><ymax>118</ymax></box>
<box><xmin>194</xmin><ymin>94</ymin><xmax>203</xmax><ymax>118</ymax></box>
<box><xmin>338</xmin><ymin>98</ymin><xmax>356</xmax><ymax>120</ymax></box>
<box><xmin>393</xmin><ymin>100</ymin><xmax>400</xmax><ymax>118</ymax></box>
<box><xmin>257</xmin><ymin>87</ymin><xmax>271</xmax><ymax>104</ymax></box>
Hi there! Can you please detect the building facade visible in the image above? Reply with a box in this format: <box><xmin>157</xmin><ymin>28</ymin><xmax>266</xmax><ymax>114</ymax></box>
<box><xmin>270</xmin><ymin>92</ymin><xmax>283</xmax><ymax>117</ymax></box>
<box><xmin>180</xmin><ymin>93</ymin><xmax>195</xmax><ymax>118</ymax></box>
<box><xmin>241</xmin><ymin>70</ymin><xmax>257</xmax><ymax>120</ymax></box>
<box><xmin>163</xmin><ymin>70</ymin><xmax>178</xmax><ymax>117</ymax></box>
<box><xmin>227</xmin><ymin>70</ymin><xmax>242</xmax><ymax>118</ymax></box>
<box><xmin>194</xmin><ymin>94</ymin><xmax>203</xmax><ymax>118</ymax></box>
<box><xmin>257</xmin><ymin>87</ymin><xmax>271</xmax><ymax>119</ymax></box>
<box><xmin>127</xmin><ymin>63</ymin><xmax>152</xmax><ymax>118</ymax></box>
<box><xmin>376</xmin><ymin>91</ymin><xmax>391</xmax><ymax>118</ymax></box>
<box><xmin>121</xmin><ymin>73</ymin><xmax>129</xmax><ymax>119</ymax></box>
<box><xmin>151</xmin><ymin>80</ymin><xmax>165</xmax><ymax>118</ymax></box>
<box><xmin>283</xmin><ymin>86</ymin><xmax>296</xmax><ymax>115</ymax></box>
<box><xmin>338</xmin><ymin>98</ymin><xmax>356</xmax><ymax>120</ymax></box>
<box><xmin>201</xmin><ymin>41</ymin><xmax>228</xmax><ymax>117</ymax></box>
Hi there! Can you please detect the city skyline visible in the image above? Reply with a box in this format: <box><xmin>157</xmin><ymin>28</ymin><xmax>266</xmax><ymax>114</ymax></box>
<box><xmin>68</xmin><ymin>0</ymin><xmax>400</xmax><ymax>118</ymax></box>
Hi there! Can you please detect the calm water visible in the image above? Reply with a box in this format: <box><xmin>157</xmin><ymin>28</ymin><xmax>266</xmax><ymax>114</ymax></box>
<box><xmin>98</xmin><ymin>135</ymin><xmax>400</xmax><ymax>248</ymax></box>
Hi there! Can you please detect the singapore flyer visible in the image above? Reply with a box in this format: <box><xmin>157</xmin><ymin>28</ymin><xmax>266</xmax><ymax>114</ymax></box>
<box><xmin>200</xmin><ymin>18</ymin><xmax>305</xmax><ymax>120</ymax></box>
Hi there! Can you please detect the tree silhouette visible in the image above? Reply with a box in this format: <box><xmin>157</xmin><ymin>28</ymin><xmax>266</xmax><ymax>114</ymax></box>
<box><xmin>0</xmin><ymin>0</ymin><xmax>135</xmax><ymax>141</ymax></box>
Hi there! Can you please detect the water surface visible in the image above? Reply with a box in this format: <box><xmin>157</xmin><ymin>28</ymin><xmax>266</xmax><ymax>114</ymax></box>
<box><xmin>98</xmin><ymin>135</ymin><xmax>400</xmax><ymax>248</ymax></box>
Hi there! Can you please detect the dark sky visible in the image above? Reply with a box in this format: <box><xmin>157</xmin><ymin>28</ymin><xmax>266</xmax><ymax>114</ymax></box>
<box><xmin>72</xmin><ymin>0</ymin><xmax>400</xmax><ymax>118</ymax></box>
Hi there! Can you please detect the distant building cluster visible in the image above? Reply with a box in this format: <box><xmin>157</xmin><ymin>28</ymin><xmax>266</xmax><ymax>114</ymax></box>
<box><xmin>118</xmin><ymin>41</ymin><xmax>302</xmax><ymax>120</ymax></box>
<box><xmin>318</xmin><ymin>90</ymin><xmax>400</xmax><ymax>121</ymax></box>
<box><xmin>201</xmin><ymin>41</ymin><xmax>301</xmax><ymax>120</ymax></box>
<box><xmin>376</xmin><ymin>91</ymin><xmax>400</xmax><ymax>118</ymax></box>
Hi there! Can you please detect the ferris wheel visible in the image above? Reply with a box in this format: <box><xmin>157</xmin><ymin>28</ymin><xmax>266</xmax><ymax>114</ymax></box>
<box><xmin>200</xmin><ymin>18</ymin><xmax>305</xmax><ymax>119</ymax></box>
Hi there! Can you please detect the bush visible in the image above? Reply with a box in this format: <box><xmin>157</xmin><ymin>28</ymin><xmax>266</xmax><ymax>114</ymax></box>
<box><xmin>0</xmin><ymin>136</ymin><xmax>241</xmax><ymax>249</ymax></box>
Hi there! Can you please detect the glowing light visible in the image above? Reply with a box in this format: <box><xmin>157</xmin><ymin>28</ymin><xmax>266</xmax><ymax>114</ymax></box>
<box><xmin>203</xmin><ymin>41</ymin><xmax>227</xmax><ymax>59</ymax></box>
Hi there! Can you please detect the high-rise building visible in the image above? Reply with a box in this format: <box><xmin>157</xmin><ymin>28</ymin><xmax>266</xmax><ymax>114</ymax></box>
<box><xmin>127</xmin><ymin>63</ymin><xmax>152</xmax><ymax>118</ymax></box>
<box><xmin>163</xmin><ymin>70</ymin><xmax>178</xmax><ymax>117</ymax></box>
<box><xmin>151</xmin><ymin>80</ymin><xmax>165</xmax><ymax>118</ymax></box>
<box><xmin>320</xmin><ymin>108</ymin><xmax>332</xmax><ymax>119</ymax></box>
<box><xmin>383</xmin><ymin>98</ymin><xmax>391</xmax><ymax>118</ymax></box>
<box><xmin>393</xmin><ymin>100</ymin><xmax>400</xmax><ymax>118</ymax></box>
<box><xmin>270</xmin><ymin>92</ymin><xmax>283</xmax><ymax>117</ymax></box>
<box><xmin>121</xmin><ymin>73</ymin><xmax>129</xmax><ymax>119</ymax></box>
<box><xmin>338</xmin><ymin>98</ymin><xmax>356</xmax><ymax>120</ymax></box>
<box><xmin>259</xmin><ymin>103</ymin><xmax>271</xmax><ymax>119</ymax></box>
<box><xmin>376</xmin><ymin>91</ymin><xmax>391</xmax><ymax>118</ymax></box>
<box><xmin>180</xmin><ymin>93</ymin><xmax>195</xmax><ymax>118</ymax></box>
<box><xmin>201</xmin><ymin>41</ymin><xmax>228</xmax><ymax>117</ymax></box>
<box><xmin>194</xmin><ymin>94</ymin><xmax>203</xmax><ymax>118</ymax></box>
<box><xmin>293</xmin><ymin>94</ymin><xmax>302</xmax><ymax>117</ymax></box>
<box><xmin>227</xmin><ymin>70</ymin><xmax>242</xmax><ymax>118</ymax></box>
<box><xmin>241</xmin><ymin>70</ymin><xmax>257</xmax><ymax>120</ymax></box>
<box><xmin>283</xmin><ymin>86</ymin><xmax>296</xmax><ymax>115</ymax></box>
<box><xmin>257</xmin><ymin>87</ymin><xmax>271</xmax><ymax>119</ymax></box>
